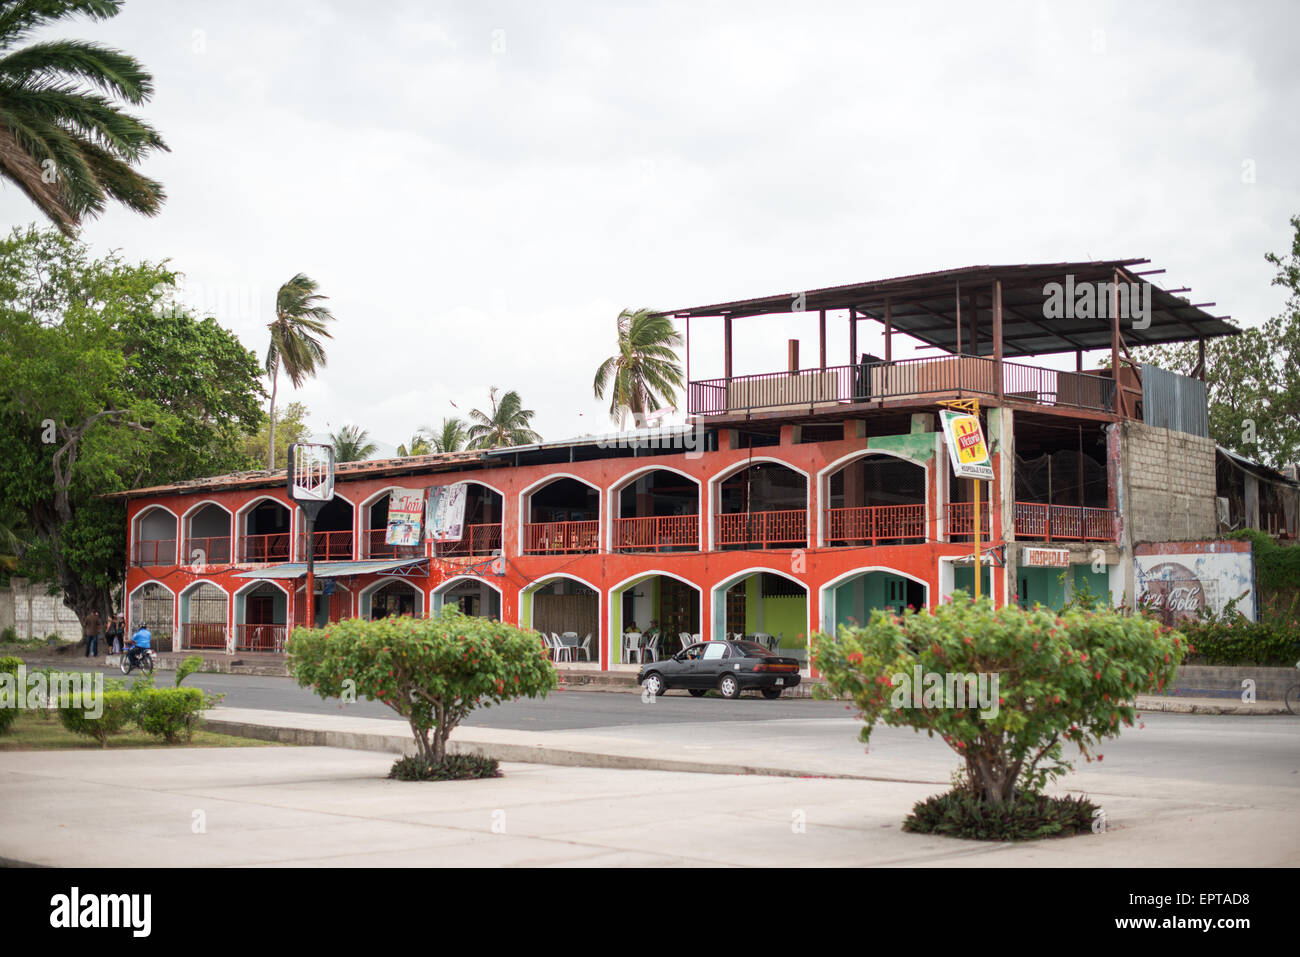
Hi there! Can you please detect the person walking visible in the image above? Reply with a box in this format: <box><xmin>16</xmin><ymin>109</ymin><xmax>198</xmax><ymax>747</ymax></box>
<box><xmin>83</xmin><ymin>609</ymin><xmax>102</xmax><ymax>658</ymax></box>
<box><xmin>106</xmin><ymin>614</ymin><xmax>124</xmax><ymax>655</ymax></box>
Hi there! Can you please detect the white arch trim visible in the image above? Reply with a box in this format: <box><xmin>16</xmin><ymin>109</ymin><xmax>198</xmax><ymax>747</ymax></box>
<box><xmin>706</xmin><ymin>457</ymin><xmax>812</xmax><ymax>551</ymax></box>
<box><xmin>358</xmin><ymin>577</ymin><xmax>425</xmax><ymax>617</ymax></box>
<box><xmin>430</xmin><ymin>575</ymin><xmax>504</xmax><ymax>615</ymax></box>
<box><xmin>127</xmin><ymin>581</ymin><xmax>177</xmax><ymax>639</ymax></box>
<box><xmin>706</xmin><ymin>566</ymin><xmax>811</xmax><ymax>649</ymax></box>
<box><xmin>517</xmin><ymin>572</ymin><xmax>603</xmax><ymax>665</ymax></box>
<box><xmin>817</xmin><ymin>566</ymin><xmax>932</xmax><ymax>633</ymax></box>
<box><xmin>606</xmin><ymin>569</ymin><xmax>705</xmax><ymax>664</ymax></box>
<box><xmin>605</xmin><ymin>465</ymin><xmax>703</xmax><ymax>552</ymax></box>
<box><xmin>814</xmin><ymin>449</ymin><xmax>930</xmax><ymax>548</ymax></box>
<box><xmin>516</xmin><ymin>473</ymin><xmax>604</xmax><ymax>558</ymax></box>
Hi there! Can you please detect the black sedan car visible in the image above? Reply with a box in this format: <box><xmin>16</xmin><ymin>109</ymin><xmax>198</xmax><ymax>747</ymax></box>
<box><xmin>636</xmin><ymin>640</ymin><xmax>802</xmax><ymax>699</ymax></box>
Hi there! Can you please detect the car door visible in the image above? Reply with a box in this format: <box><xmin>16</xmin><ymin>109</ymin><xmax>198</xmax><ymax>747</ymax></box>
<box><xmin>660</xmin><ymin>642</ymin><xmax>702</xmax><ymax>688</ymax></box>
<box><xmin>691</xmin><ymin>641</ymin><xmax>729</xmax><ymax>688</ymax></box>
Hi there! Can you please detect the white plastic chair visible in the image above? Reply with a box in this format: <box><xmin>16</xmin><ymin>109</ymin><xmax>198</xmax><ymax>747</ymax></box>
<box><xmin>644</xmin><ymin>633</ymin><xmax>661</xmax><ymax>663</ymax></box>
<box><xmin>577</xmin><ymin>633</ymin><xmax>593</xmax><ymax>662</ymax></box>
<box><xmin>548</xmin><ymin>632</ymin><xmax>572</xmax><ymax>663</ymax></box>
<box><xmin>624</xmin><ymin>631</ymin><xmax>642</xmax><ymax>664</ymax></box>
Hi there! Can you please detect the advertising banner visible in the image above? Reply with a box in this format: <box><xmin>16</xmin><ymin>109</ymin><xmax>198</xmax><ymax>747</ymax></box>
<box><xmin>425</xmin><ymin>483</ymin><xmax>468</xmax><ymax>542</ymax></box>
<box><xmin>939</xmin><ymin>409</ymin><xmax>994</xmax><ymax>480</ymax></box>
<box><xmin>1134</xmin><ymin>540</ymin><xmax>1255</xmax><ymax>622</ymax></box>
<box><xmin>385</xmin><ymin>488</ymin><xmax>426</xmax><ymax>546</ymax></box>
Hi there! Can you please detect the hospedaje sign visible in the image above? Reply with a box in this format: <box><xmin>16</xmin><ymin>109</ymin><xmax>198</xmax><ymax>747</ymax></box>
<box><xmin>939</xmin><ymin>409</ymin><xmax>994</xmax><ymax>480</ymax></box>
<box><xmin>385</xmin><ymin>488</ymin><xmax>426</xmax><ymax>546</ymax></box>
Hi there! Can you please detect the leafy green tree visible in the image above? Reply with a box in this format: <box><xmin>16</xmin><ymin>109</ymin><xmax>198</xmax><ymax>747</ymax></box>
<box><xmin>466</xmin><ymin>387</ymin><xmax>541</xmax><ymax>449</ymax></box>
<box><xmin>0</xmin><ymin>225</ymin><xmax>264</xmax><ymax>629</ymax></box>
<box><xmin>1134</xmin><ymin>214</ymin><xmax>1300</xmax><ymax>468</ymax></box>
<box><xmin>396</xmin><ymin>433</ymin><xmax>431</xmax><ymax>457</ymax></box>
<box><xmin>288</xmin><ymin>608</ymin><xmax>558</xmax><ymax>771</ymax></box>
<box><xmin>242</xmin><ymin>400</ymin><xmax>311</xmax><ymax>470</ymax></box>
<box><xmin>593</xmin><ymin>307</ymin><xmax>684</xmax><ymax>428</ymax></box>
<box><xmin>266</xmin><ymin>273</ymin><xmax>334</xmax><ymax>468</ymax></box>
<box><xmin>0</xmin><ymin>0</ymin><xmax>168</xmax><ymax>234</ymax></box>
<box><xmin>421</xmin><ymin>416</ymin><xmax>466</xmax><ymax>453</ymax></box>
<box><xmin>330</xmin><ymin>423</ymin><xmax>377</xmax><ymax>462</ymax></box>
<box><xmin>813</xmin><ymin>596</ymin><xmax>1185</xmax><ymax>809</ymax></box>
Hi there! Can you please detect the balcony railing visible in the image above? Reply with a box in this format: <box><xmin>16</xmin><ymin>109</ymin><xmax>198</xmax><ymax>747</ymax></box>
<box><xmin>363</xmin><ymin>528</ymin><xmax>427</xmax><ymax>560</ymax></box>
<box><xmin>181</xmin><ymin>622</ymin><xmax>227</xmax><ymax>650</ymax></box>
<box><xmin>688</xmin><ymin>356</ymin><xmax>1117</xmax><ymax>416</ymax></box>
<box><xmin>716</xmin><ymin>510</ymin><xmax>807</xmax><ymax>548</ymax></box>
<box><xmin>132</xmin><ymin>539</ymin><xmax>177</xmax><ymax>566</ymax></box>
<box><xmin>240</xmin><ymin>532</ymin><xmax>292</xmax><ymax>563</ymax></box>
<box><xmin>523</xmin><ymin>520</ymin><xmax>600</xmax><ymax>555</ymax></box>
<box><xmin>297</xmin><ymin>530</ymin><xmax>354</xmax><ymax>561</ymax></box>
<box><xmin>612</xmin><ymin>515</ymin><xmax>700</xmax><ymax>552</ymax></box>
<box><xmin>233</xmin><ymin>623</ymin><xmax>287</xmax><ymax>652</ymax></box>
<box><xmin>437</xmin><ymin>524</ymin><xmax>504</xmax><ymax>558</ymax></box>
<box><xmin>946</xmin><ymin>502</ymin><xmax>991</xmax><ymax>540</ymax></box>
<box><xmin>1014</xmin><ymin>502</ymin><xmax>1116</xmax><ymax>542</ymax></box>
<box><xmin>183</xmin><ymin>535</ymin><xmax>231</xmax><ymax>565</ymax></box>
<box><xmin>825</xmin><ymin>504</ymin><xmax>926</xmax><ymax>546</ymax></box>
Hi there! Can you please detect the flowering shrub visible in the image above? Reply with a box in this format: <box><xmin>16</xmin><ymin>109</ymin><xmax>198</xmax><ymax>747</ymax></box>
<box><xmin>812</xmin><ymin>593</ymin><xmax>1186</xmax><ymax>808</ymax></box>
<box><xmin>288</xmin><ymin>607</ymin><xmax>558</xmax><ymax>773</ymax></box>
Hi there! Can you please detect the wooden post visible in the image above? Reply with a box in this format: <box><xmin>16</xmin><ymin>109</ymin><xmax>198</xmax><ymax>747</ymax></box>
<box><xmin>884</xmin><ymin>299</ymin><xmax>892</xmax><ymax>362</ymax></box>
<box><xmin>818</xmin><ymin>309</ymin><xmax>826</xmax><ymax>369</ymax></box>
<box><xmin>955</xmin><ymin>279</ymin><xmax>963</xmax><ymax>356</ymax></box>
<box><xmin>992</xmin><ymin>280</ymin><xmax>1003</xmax><ymax>400</ymax></box>
<box><xmin>1110</xmin><ymin>270</ymin><xmax>1122</xmax><ymax>416</ymax></box>
<box><xmin>788</xmin><ymin>338</ymin><xmax>799</xmax><ymax>373</ymax></box>
<box><xmin>1198</xmin><ymin>337</ymin><xmax>1206</xmax><ymax>381</ymax></box>
<box><xmin>724</xmin><ymin>314</ymin><xmax>733</xmax><ymax>383</ymax></box>
<box><xmin>848</xmin><ymin>308</ymin><xmax>857</xmax><ymax>367</ymax></box>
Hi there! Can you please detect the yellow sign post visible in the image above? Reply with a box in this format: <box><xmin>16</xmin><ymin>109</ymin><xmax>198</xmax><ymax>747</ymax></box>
<box><xmin>937</xmin><ymin>399</ymin><xmax>991</xmax><ymax>601</ymax></box>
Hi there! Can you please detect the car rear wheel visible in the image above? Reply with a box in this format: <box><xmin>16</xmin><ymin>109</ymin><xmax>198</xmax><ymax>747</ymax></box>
<box><xmin>688</xmin><ymin>689</ymin><xmax>707</xmax><ymax>698</ymax></box>
<box><xmin>642</xmin><ymin>673</ymin><xmax>667</xmax><ymax>696</ymax></box>
<box><xmin>761</xmin><ymin>688</ymin><xmax>782</xmax><ymax>700</ymax></box>
<box><xmin>719</xmin><ymin>674</ymin><xmax>741</xmax><ymax>699</ymax></box>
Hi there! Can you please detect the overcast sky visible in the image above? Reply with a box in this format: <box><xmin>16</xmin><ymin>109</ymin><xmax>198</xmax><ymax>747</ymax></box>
<box><xmin>3</xmin><ymin>0</ymin><xmax>1297</xmax><ymax>455</ymax></box>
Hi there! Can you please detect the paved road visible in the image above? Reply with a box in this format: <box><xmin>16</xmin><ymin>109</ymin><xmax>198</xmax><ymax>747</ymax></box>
<box><xmin>61</xmin><ymin>665</ymin><xmax>1300</xmax><ymax>790</ymax></box>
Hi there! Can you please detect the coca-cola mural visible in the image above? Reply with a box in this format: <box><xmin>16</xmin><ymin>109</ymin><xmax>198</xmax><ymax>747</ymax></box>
<box><xmin>1134</xmin><ymin>541</ymin><xmax>1254</xmax><ymax>623</ymax></box>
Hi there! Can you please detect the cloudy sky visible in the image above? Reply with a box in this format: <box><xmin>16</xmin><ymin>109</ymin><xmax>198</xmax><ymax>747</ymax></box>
<box><xmin>3</xmin><ymin>0</ymin><xmax>1297</xmax><ymax>454</ymax></box>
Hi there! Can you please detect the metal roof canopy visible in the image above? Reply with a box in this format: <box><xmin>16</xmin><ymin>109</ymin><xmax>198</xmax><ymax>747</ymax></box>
<box><xmin>659</xmin><ymin>261</ymin><xmax>1240</xmax><ymax>357</ymax></box>
<box><xmin>233</xmin><ymin>558</ymin><xmax>428</xmax><ymax>580</ymax></box>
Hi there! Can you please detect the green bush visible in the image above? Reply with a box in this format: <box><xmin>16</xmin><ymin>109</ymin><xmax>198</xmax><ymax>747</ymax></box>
<box><xmin>813</xmin><ymin>593</ymin><xmax>1185</xmax><ymax>822</ymax></box>
<box><xmin>134</xmin><ymin>687</ymin><xmax>205</xmax><ymax>743</ymax></box>
<box><xmin>174</xmin><ymin>655</ymin><xmax>206</xmax><ymax>686</ymax></box>
<box><xmin>1</xmin><ymin>626</ymin><xmax>17</xmax><ymax>644</ymax></box>
<box><xmin>1180</xmin><ymin>619</ymin><xmax>1300</xmax><ymax>666</ymax></box>
<box><xmin>0</xmin><ymin>655</ymin><xmax>22</xmax><ymax>734</ymax></box>
<box><xmin>57</xmin><ymin>690</ymin><xmax>136</xmax><ymax>747</ymax></box>
<box><xmin>389</xmin><ymin>753</ymin><xmax>501</xmax><ymax>781</ymax></box>
<box><xmin>289</xmin><ymin>607</ymin><xmax>558</xmax><ymax>772</ymax></box>
<box><xmin>904</xmin><ymin>788</ymin><xmax>1098</xmax><ymax>841</ymax></box>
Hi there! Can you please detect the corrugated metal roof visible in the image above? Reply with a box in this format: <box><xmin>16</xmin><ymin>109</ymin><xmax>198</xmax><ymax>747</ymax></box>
<box><xmin>232</xmin><ymin>558</ymin><xmax>427</xmax><ymax>580</ymax></box>
<box><xmin>1142</xmin><ymin>364</ymin><xmax>1209</xmax><ymax>437</ymax></box>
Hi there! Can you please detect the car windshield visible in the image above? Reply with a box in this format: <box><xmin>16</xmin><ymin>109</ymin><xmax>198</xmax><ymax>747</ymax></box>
<box><xmin>733</xmin><ymin>641</ymin><xmax>773</xmax><ymax>657</ymax></box>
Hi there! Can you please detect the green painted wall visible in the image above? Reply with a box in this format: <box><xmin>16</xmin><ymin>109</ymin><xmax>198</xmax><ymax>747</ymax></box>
<box><xmin>953</xmin><ymin>565</ymin><xmax>993</xmax><ymax>597</ymax></box>
<box><xmin>760</xmin><ymin>594</ymin><xmax>805</xmax><ymax>643</ymax></box>
<box><xmin>865</xmin><ymin>432</ymin><xmax>936</xmax><ymax>464</ymax></box>
<box><xmin>1017</xmin><ymin>567</ymin><xmax>1066</xmax><ymax>609</ymax></box>
<box><xmin>1072</xmin><ymin>564</ymin><xmax>1111</xmax><ymax>605</ymax></box>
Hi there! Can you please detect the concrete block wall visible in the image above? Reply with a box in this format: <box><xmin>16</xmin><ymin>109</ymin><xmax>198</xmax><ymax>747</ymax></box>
<box><xmin>1122</xmin><ymin>421</ymin><xmax>1217</xmax><ymax>542</ymax></box>
<box><xmin>0</xmin><ymin>578</ymin><xmax>84</xmax><ymax>642</ymax></box>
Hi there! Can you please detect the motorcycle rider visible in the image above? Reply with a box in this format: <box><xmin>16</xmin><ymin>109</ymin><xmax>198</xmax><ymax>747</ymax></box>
<box><xmin>126</xmin><ymin>622</ymin><xmax>152</xmax><ymax>669</ymax></box>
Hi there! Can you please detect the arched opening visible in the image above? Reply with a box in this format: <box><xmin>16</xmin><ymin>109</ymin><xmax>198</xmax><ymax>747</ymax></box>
<box><xmin>715</xmin><ymin>462</ymin><xmax>807</xmax><ymax>549</ymax></box>
<box><xmin>181</xmin><ymin>583</ymin><xmax>228</xmax><ymax>650</ymax></box>
<box><xmin>128</xmin><ymin>583</ymin><xmax>175</xmax><ymax>652</ymax></box>
<box><xmin>363</xmin><ymin>489</ymin><xmax>428</xmax><ymax>560</ymax></box>
<box><xmin>132</xmin><ymin>507</ymin><xmax>177</xmax><ymax>566</ymax></box>
<box><xmin>612</xmin><ymin>469</ymin><xmax>700</xmax><ymax>552</ymax></box>
<box><xmin>234</xmin><ymin>582</ymin><xmax>288</xmax><ymax>651</ymax></box>
<box><xmin>432</xmin><ymin>577</ymin><xmax>502</xmax><ymax>619</ymax></box>
<box><xmin>711</xmin><ymin>570</ymin><xmax>808</xmax><ymax>662</ymax></box>
<box><xmin>184</xmin><ymin>503</ymin><xmax>233</xmax><ymax>564</ymax></box>
<box><xmin>299</xmin><ymin>496</ymin><xmax>354</xmax><ymax>561</ymax></box>
<box><xmin>823</xmin><ymin>453</ymin><xmax>927</xmax><ymax>546</ymax></box>
<box><xmin>240</xmin><ymin>498</ymin><xmax>292</xmax><ymax>562</ymax></box>
<box><xmin>436</xmin><ymin>483</ymin><xmax>504</xmax><ymax>558</ymax></box>
<box><xmin>610</xmin><ymin>572</ymin><xmax>701</xmax><ymax>663</ymax></box>
<box><xmin>362</xmin><ymin>580</ymin><xmax>421</xmax><ymax>619</ymax></box>
<box><xmin>820</xmin><ymin>569</ymin><xmax>929</xmax><ymax>635</ymax></box>
<box><xmin>521</xmin><ymin>576</ymin><xmax>599</xmax><ymax>661</ymax></box>
<box><xmin>522</xmin><ymin>477</ymin><xmax>599</xmax><ymax>554</ymax></box>
<box><xmin>293</xmin><ymin>580</ymin><xmax>352</xmax><ymax>629</ymax></box>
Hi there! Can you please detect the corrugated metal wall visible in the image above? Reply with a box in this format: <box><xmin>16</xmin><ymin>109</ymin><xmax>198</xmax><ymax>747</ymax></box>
<box><xmin>1142</xmin><ymin>364</ymin><xmax>1209</xmax><ymax>437</ymax></box>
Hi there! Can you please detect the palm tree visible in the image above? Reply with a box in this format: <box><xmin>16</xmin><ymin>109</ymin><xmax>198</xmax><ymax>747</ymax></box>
<box><xmin>396</xmin><ymin>434</ymin><xmax>431</xmax><ymax>457</ymax></box>
<box><xmin>330</xmin><ymin>425</ymin><xmax>377</xmax><ymax>463</ymax></box>
<box><xmin>0</xmin><ymin>0</ymin><xmax>168</xmax><ymax>235</ymax></box>
<box><xmin>266</xmin><ymin>273</ymin><xmax>335</xmax><ymax>468</ymax></box>
<box><xmin>593</xmin><ymin>308</ymin><xmax>684</xmax><ymax>428</ymax></box>
<box><xmin>421</xmin><ymin>416</ymin><xmax>467</xmax><ymax>453</ymax></box>
<box><xmin>466</xmin><ymin>388</ymin><xmax>541</xmax><ymax>450</ymax></box>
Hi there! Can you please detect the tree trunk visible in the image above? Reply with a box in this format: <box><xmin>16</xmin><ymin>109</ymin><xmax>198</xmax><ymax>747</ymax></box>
<box><xmin>266</xmin><ymin>365</ymin><xmax>279</xmax><ymax>471</ymax></box>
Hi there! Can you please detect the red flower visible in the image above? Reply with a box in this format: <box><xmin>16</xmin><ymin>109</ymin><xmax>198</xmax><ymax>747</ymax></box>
<box><xmin>848</xmin><ymin>652</ymin><xmax>863</xmax><ymax>665</ymax></box>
